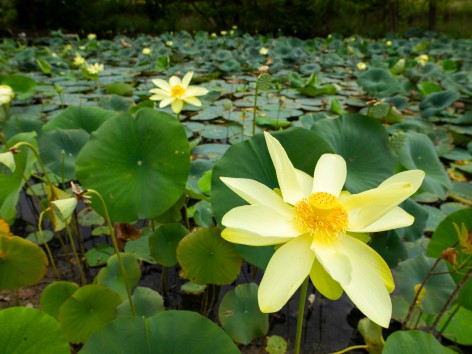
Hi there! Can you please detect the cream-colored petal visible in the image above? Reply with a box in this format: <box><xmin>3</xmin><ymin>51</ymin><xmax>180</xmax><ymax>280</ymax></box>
<box><xmin>258</xmin><ymin>234</ymin><xmax>314</xmax><ymax>312</ymax></box>
<box><xmin>171</xmin><ymin>99</ymin><xmax>184</xmax><ymax>113</ymax></box>
<box><xmin>264</xmin><ymin>132</ymin><xmax>303</xmax><ymax>205</ymax></box>
<box><xmin>312</xmin><ymin>154</ymin><xmax>347</xmax><ymax>197</ymax></box>
<box><xmin>220</xmin><ymin>177</ymin><xmax>293</xmax><ymax>217</ymax></box>
<box><xmin>222</xmin><ymin>205</ymin><xmax>302</xmax><ymax>237</ymax></box>
<box><xmin>152</xmin><ymin>78</ymin><xmax>171</xmax><ymax>91</ymax></box>
<box><xmin>181</xmin><ymin>71</ymin><xmax>193</xmax><ymax>88</ymax></box>
<box><xmin>185</xmin><ymin>86</ymin><xmax>209</xmax><ymax>96</ymax></box>
<box><xmin>149</xmin><ymin>88</ymin><xmax>171</xmax><ymax>96</ymax></box>
<box><xmin>339</xmin><ymin>236</ymin><xmax>393</xmax><ymax>327</ymax></box>
<box><xmin>310</xmin><ymin>257</ymin><xmax>343</xmax><ymax>300</ymax></box>
<box><xmin>222</xmin><ymin>228</ymin><xmax>293</xmax><ymax>246</ymax></box>
<box><xmin>149</xmin><ymin>93</ymin><xmax>169</xmax><ymax>101</ymax></box>
<box><xmin>169</xmin><ymin>76</ymin><xmax>181</xmax><ymax>86</ymax></box>
<box><xmin>159</xmin><ymin>97</ymin><xmax>175</xmax><ymax>108</ymax></box>
<box><xmin>311</xmin><ymin>238</ymin><xmax>352</xmax><ymax>286</ymax></box>
<box><xmin>342</xmin><ymin>182</ymin><xmax>420</xmax><ymax>230</ymax></box>
<box><xmin>379</xmin><ymin>170</ymin><xmax>425</xmax><ymax>190</ymax></box>
<box><xmin>183</xmin><ymin>96</ymin><xmax>202</xmax><ymax>106</ymax></box>
<box><xmin>349</xmin><ymin>207</ymin><xmax>414</xmax><ymax>233</ymax></box>
<box><xmin>295</xmin><ymin>169</ymin><xmax>313</xmax><ymax>197</ymax></box>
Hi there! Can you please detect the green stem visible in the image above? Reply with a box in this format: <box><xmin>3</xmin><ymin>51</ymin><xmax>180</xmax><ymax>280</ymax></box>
<box><xmin>38</xmin><ymin>209</ymin><xmax>61</xmax><ymax>280</ymax></box>
<box><xmin>65</xmin><ymin>223</ymin><xmax>86</xmax><ymax>285</ymax></box>
<box><xmin>294</xmin><ymin>277</ymin><xmax>309</xmax><ymax>354</ymax></box>
<box><xmin>331</xmin><ymin>344</ymin><xmax>369</xmax><ymax>354</ymax></box>
<box><xmin>13</xmin><ymin>142</ymin><xmax>53</xmax><ymax>187</ymax></box>
<box><xmin>252</xmin><ymin>85</ymin><xmax>259</xmax><ymax>136</ymax></box>
<box><xmin>85</xmin><ymin>189</ymin><xmax>136</xmax><ymax>316</ymax></box>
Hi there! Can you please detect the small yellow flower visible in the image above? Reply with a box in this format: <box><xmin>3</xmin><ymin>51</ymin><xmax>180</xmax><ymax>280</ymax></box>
<box><xmin>220</xmin><ymin>31</ymin><xmax>227</xmax><ymax>36</ymax></box>
<box><xmin>357</xmin><ymin>62</ymin><xmax>367</xmax><ymax>70</ymax></box>
<box><xmin>142</xmin><ymin>47</ymin><xmax>152</xmax><ymax>55</ymax></box>
<box><xmin>87</xmin><ymin>33</ymin><xmax>96</xmax><ymax>40</ymax></box>
<box><xmin>211</xmin><ymin>33</ymin><xmax>217</xmax><ymax>38</ymax></box>
<box><xmin>165</xmin><ymin>41</ymin><xmax>173</xmax><ymax>47</ymax></box>
<box><xmin>259</xmin><ymin>47</ymin><xmax>269</xmax><ymax>55</ymax></box>
<box><xmin>220</xmin><ymin>132</ymin><xmax>425</xmax><ymax>327</ymax></box>
<box><xmin>86</xmin><ymin>63</ymin><xmax>104</xmax><ymax>75</ymax></box>
<box><xmin>416</xmin><ymin>54</ymin><xmax>429</xmax><ymax>66</ymax></box>
<box><xmin>149</xmin><ymin>71</ymin><xmax>209</xmax><ymax>114</ymax></box>
<box><xmin>386</xmin><ymin>40</ymin><xmax>392</xmax><ymax>46</ymax></box>
<box><xmin>73</xmin><ymin>53</ymin><xmax>85</xmax><ymax>66</ymax></box>
<box><xmin>0</xmin><ymin>85</ymin><xmax>15</xmax><ymax>105</ymax></box>
<box><xmin>232</xmin><ymin>25</ymin><xmax>238</xmax><ymax>30</ymax></box>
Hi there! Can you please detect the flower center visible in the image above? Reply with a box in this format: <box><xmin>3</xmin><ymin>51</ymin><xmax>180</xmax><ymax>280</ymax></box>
<box><xmin>171</xmin><ymin>85</ymin><xmax>186</xmax><ymax>98</ymax></box>
<box><xmin>294</xmin><ymin>192</ymin><xmax>348</xmax><ymax>242</ymax></box>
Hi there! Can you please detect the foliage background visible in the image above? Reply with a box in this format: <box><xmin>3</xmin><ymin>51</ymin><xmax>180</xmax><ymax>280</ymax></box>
<box><xmin>1</xmin><ymin>0</ymin><xmax>471</xmax><ymax>38</ymax></box>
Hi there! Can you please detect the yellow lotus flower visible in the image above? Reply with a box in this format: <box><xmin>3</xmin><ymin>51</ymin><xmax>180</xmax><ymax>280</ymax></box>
<box><xmin>73</xmin><ymin>53</ymin><xmax>85</xmax><ymax>66</ymax></box>
<box><xmin>259</xmin><ymin>47</ymin><xmax>269</xmax><ymax>55</ymax></box>
<box><xmin>87</xmin><ymin>33</ymin><xmax>96</xmax><ymax>40</ymax></box>
<box><xmin>149</xmin><ymin>71</ymin><xmax>209</xmax><ymax>114</ymax></box>
<box><xmin>142</xmin><ymin>47</ymin><xmax>152</xmax><ymax>55</ymax></box>
<box><xmin>86</xmin><ymin>63</ymin><xmax>104</xmax><ymax>75</ymax></box>
<box><xmin>220</xmin><ymin>132</ymin><xmax>425</xmax><ymax>327</ymax></box>
<box><xmin>416</xmin><ymin>54</ymin><xmax>429</xmax><ymax>66</ymax></box>
<box><xmin>386</xmin><ymin>40</ymin><xmax>392</xmax><ymax>46</ymax></box>
<box><xmin>0</xmin><ymin>85</ymin><xmax>14</xmax><ymax>105</ymax></box>
<box><xmin>357</xmin><ymin>62</ymin><xmax>367</xmax><ymax>71</ymax></box>
<box><xmin>165</xmin><ymin>41</ymin><xmax>173</xmax><ymax>47</ymax></box>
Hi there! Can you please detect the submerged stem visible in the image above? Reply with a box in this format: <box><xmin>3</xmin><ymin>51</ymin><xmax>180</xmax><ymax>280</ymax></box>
<box><xmin>85</xmin><ymin>189</ymin><xmax>137</xmax><ymax>316</ymax></box>
<box><xmin>294</xmin><ymin>277</ymin><xmax>309</xmax><ymax>354</ymax></box>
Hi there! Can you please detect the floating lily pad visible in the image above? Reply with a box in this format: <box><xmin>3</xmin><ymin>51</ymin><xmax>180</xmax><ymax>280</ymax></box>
<box><xmin>75</xmin><ymin>108</ymin><xmax>190</xmax><ymax>222</ymax></box>
<box><xmin>116</xmin><ymin>286</ymin><xmax>164</xmax><ymax>318</ymax></box>
<box><xmin>43</xmin><ymin>106</ymin><xmax>117</xmax><ymax>133</ymax></box>
<box><xmin>383</xmin><ymin>330</ymin><xmax>456</xmax><ymax>354</ymax></box>
<box><xmin>79</xmin><ymin>310</ymin><xmax>240</xmax><ymax>354</ymax></box>
<box><xmin>176</xmin><ymin>227</ymin><xmax>242</xmax><ymax>285</ymax></box>
<box><xmin>420</xmin><ymin>90</ymin><xmax>460</xmax><ymax>118</ymax></box>
<box><xmin>218</xmin><ymin>283</ymin><xmax>268</xmax><ymax>345</ymax></box>
<box><xmin>40</xmin><ymin>281</ymin><xmax>79</xmax><ymax>319</ymax></box>
<box><xmin>0</xmin><ymin>234</ymin><xmax>48</xmax><ymax>290</ymax></box>
<box><xmin>0</xmin><ymin>307</ymin><xmax>70</xmax><ymax>354</ymax></box>
<box><xmin>85</xmin><ymin>243</ymin><xmax>114</xmax><ymax>267</ymax></box>
<box><xmin>149</xmin><ymin>223</ymin><xmax>188</xmax><ymax>267</ymax></box>
<box><xmin>59</xmin><ymin>284</ymin><xmax>122</xmax><ymax>344</ymax></box>
<box><xmin>358</xmin><ymin>68</ymin><xmax>400</xmax><ymax>97</ymax></box>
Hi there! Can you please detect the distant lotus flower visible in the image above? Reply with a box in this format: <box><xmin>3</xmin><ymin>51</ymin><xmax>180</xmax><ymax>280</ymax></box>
<box><xmin>357</xmin><ymin>62</ymin><xmax>367</xmax><ymax>70</ymax></box>
<box><xmin>142</xmin><ymin>47</ymin><xmax>152</xmax><ymax>55</ymax></box>
<box><xmin>259</xmin><ymin>47</ymin><xmax>269</xmax><ymax>55</ymax></box>
<box><xmin>86</xmin><ymin>63</ymin><xmax>104</xmax><ymax>75</ymax></box>
<box><xmin>87</xmin><ymin>33</ymin><xmax>97</xmax><ymax>40</ymax></box>
<box><xmin>220</xmin><ymin>132</ymin><xmax>425</xmax><ymax>327</ymax></box>
<box><xmin>386</xmin><ymin>40</ymin><xmax>392</xmax><ymax>46</ymax></box>
<box><xmin>232</xmin><ymin>25</ymin><xmax>238</xmax><ymax>30</ymax></box>
<box><xmin>149</xmin><ymin>71</ymin><xmax>209</xmax><ymax>114</ymax></box>
<box><xmin>416</xmin><ymin>54</ymin><xmax>429</xmax><ymax>66</ymax></box>
<box><xmin>220</xmin><ymin>31</ymin><xmax>227</xmax><ymax>36</ymax></box>
<box><xmin>165</xmin><ymin>41</ymin><xmax>173</xmax><ymax>47</ymax></box>
<box><xmin>211</xmin><ymin>33</ymin><xmax>217</xmax><ymax>38</ymax></box>
<box><xmin>0</xmin><ymin>85</ymin><xmax>14</xmax><ymax>105</ymax></box>
<box><xmin>73</xmin><ymin>54</ymin><xmax>85</xmax><ymax>66</ymax></box>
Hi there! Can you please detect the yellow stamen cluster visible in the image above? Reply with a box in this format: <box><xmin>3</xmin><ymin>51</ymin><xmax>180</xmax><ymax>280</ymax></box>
<box><xmin>171</xmin><ymin>85</ymin><xmax>185</xmax><ymax>98</ymax></box>
<box><xmin>294</xmin><ymin>192</ymin><xmax>348</xmax><ymax>242</ymax></box>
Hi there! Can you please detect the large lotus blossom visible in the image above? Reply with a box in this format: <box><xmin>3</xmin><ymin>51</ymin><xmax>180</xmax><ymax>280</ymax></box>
<box><xmin>0</xmin><ymin>85</ymin><xmax>14</xmax><ymax>105</ymax></box>
<box><xmin>149</xmin><ymin>71</ymin><xmax>209</xmax><ymax>114</ymax></box>
<box><xmin>220</xmin><ymin>132</ymin><xmax>425</xmax><ymax>327</ymax></box>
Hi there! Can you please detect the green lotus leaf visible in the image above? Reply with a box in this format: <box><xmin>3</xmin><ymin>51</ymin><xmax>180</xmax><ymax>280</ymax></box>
<box><xmin>312</xmin><ymin>113</ymin><xmax>396</xmax><ymax>193</ymax></box>
<box><xmin>383</xmin><ymin>330</ymin><xmax>456</xmax><ymax>354</ymax></box>
<box><xmin>40</xmin><ymin>281</ymin><xmax>80</xmax><ymax>319</ymax></box>
<box><xmin>176</xmin><ymin>227</ymin><xmax>242</xmax><ymax>285</ymax></box>
<box><xmin>79</xmin><ymin>310</ymin><xmax>240</xmax><ymax>354</ymax></box>
<box><xmin>96</xmin><ymin>253</ymin><xmax>141</xmax><ymax>300</ymax></box>
<box><xmin>116</xmin><ymin>286</ymin><xmax>164</xmax><ymax>318</ymax></box>
<box><xmin>420</xmin><ymin>90</ymin><xmax>460</xmax><ymax>118</ymax></box>
<box><xmin>0</xmin><ymin>307</ymin><xmax>70</xmax><ymax>354</ymax></box>
<box><xmin>218</xmin><ymin>283</ymin><xmax>268</xmax><ymax>345</ymax></box>
<box><xmin>43</xmin><ymin>106</ymin><xmax>117</xmax><ymax>133</ymax></box>
<box><xmin>1</xmin><ymin>74</ymin><xmax>36</xmax><ymax>99</ymax></box>
<box><xmin>75</xmin><ymin>108</ymin><xmax>190</xmax><ymax>222</ymax></box>
<box><xmin>391</xmin><ymin>131</ymin><xmax>451</xmax><ymax>199</ymax></box>
<box><xmin>435</xmin><ymin>306</ymin><xmax>472</xmax><ymax>345</ymax></box>
<box><xmin>40</xmin><ymin>129</ymin><xmax>89</xmax><ymax>180</ymax></box>
<box><xmin>58</xmin><ymin>284</ymin><xmax>122</xmax><ymax>344</ymax></box>
<box><xmin>396</xmin><ymin>254</ymin><xmax>455</xmax><ymax>314</ymax></box>
<box><xmin>0</xmin><ymin>234</ymin><xmax>48</xmax><ymax>290</ymax></box>
<box><xmin>149</xmin><ymin>223</ymin><xmax>188</xmax><ymax>267</ymax></box>
<box><xmin>358</xmin><ymin>68</ymin><xmax>400</xmax><ymax>97</ymax></box>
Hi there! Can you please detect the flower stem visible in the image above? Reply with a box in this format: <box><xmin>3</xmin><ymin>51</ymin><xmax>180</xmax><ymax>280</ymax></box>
<box><xmin>38</xmin><ymin>209</ymin><xmax>61</xmax><ymax>280</ymax></box>
<box><xmin>13</xmin><ymin>142</ymin><xmax>53</xmax><ymax>187</ymax></box>
<box><xmin>85</xmin><ymin>189</ymin><xmax>137</xmax><ymax>316</ymax></box>
<box><xmin>294</xmin><ymin>276</ymin><xmax>309</xmax><ymax>354</ymax></box>
<box><xmin>331</xmin><ymin>344</ymin><xmax>369</xmax><ymax>354</ymax></box>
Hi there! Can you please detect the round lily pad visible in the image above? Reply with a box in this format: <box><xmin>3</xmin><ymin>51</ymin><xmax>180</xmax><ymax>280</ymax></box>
<box><xmin>75</xmin><ymin>108</ymin><xmax>190</xmax><ymax>222</ymax></box>
<box><xmin>80</xmin><ymin>310</ymin><xmax>240</xmax><ymax>354</ymax></box>
<box><xmin>0</xmin><ymin>307</ymin><xmax>70</xmax><ymax>354</ymax></box>
<box><xmin>116</xmin><ymin>286</ymin><xmax>164</xmax><ymax>318</ymax></box>
<box><xmin>176</xmin><ymin>227</ymin><xmax>242</xmax><ymax>285</ymax></box>
<box><xmin>0</xmin><ymin>235</ymin><xmax>48</xmax><ymax>290</ymax></box>
<box><xmin>59</xmin><ymin>284</ymin><xmax>122</xmax><ymax>344</ymax></box>
<box><xmin>40</xmin><ymin>281</ymin><xmax>79</xmax><ymax>319</ymax></box>
<box><xmin>218</xmin><ymin>283</ymin><xmax>269</xmax><ymax>344</ymax></box>
<box><xmin>149</xmin><ymin>223</ymin><xmax>188</xmax><ymax>267</ymax></box>
<box><xmin>383</xmin><ymin>330</ymin><xmax>456</xmax><ymax>354</ymax></box>
<box><xmin>358</xmin><ymin>68</ymin><xmax>400</xmax><ymax>97</ymax></box>
<box><xmin>420</xmin><ymin>90</ymin><xmax>460</xmax><ymax>118</ymax></box>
